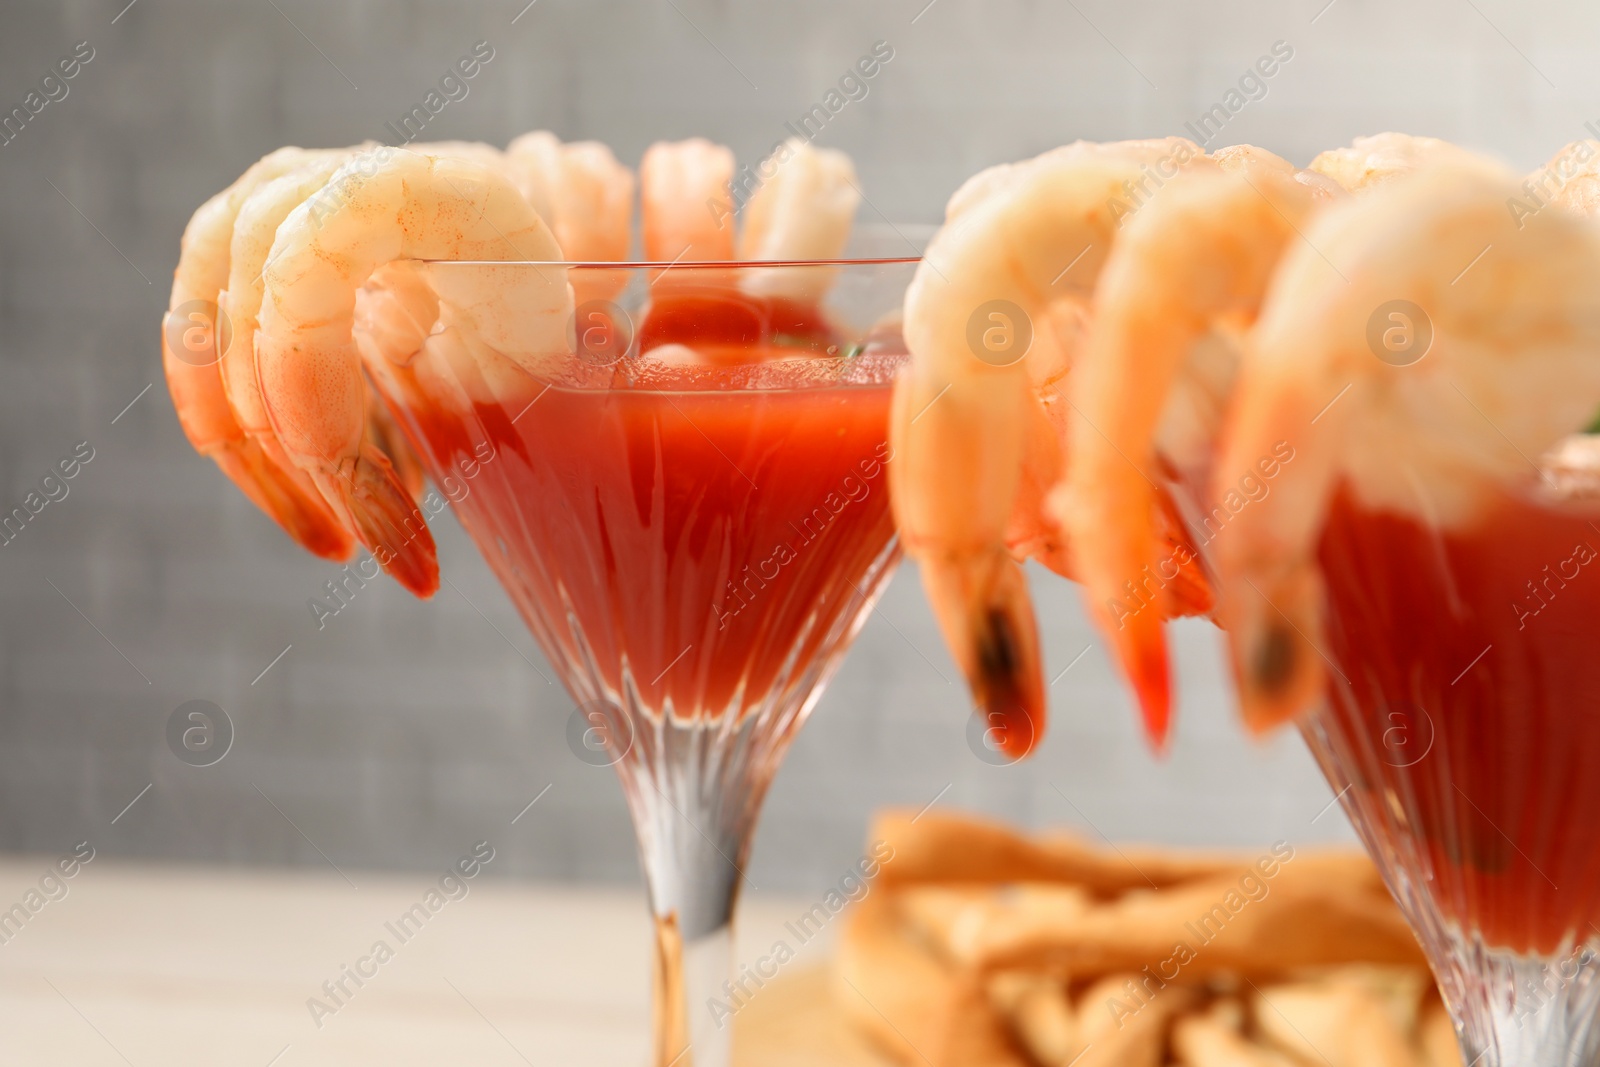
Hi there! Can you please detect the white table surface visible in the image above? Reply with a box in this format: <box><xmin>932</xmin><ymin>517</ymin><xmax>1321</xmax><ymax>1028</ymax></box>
<box><xmin>0</xmin><ymin>855</ymin><xmax>856</xmax><ymax>1066</ymax></box>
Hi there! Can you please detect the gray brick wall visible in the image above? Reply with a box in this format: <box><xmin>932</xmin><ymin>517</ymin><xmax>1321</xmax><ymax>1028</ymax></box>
<box><xmin>0</xmin><ymin>0</ymin><xmax>1582</xmax><ymax>890</ymax></box>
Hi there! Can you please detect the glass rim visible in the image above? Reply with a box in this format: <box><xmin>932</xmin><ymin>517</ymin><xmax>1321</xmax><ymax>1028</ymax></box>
<box><xmin>420</xmin><ymin>256</ymin><xmax>922</xmax><ymax>269</ymax></box>
<box><xmin>534</xmin><ymin>349</ymin><xmax>908</xmax><ymax>396</ymax></box>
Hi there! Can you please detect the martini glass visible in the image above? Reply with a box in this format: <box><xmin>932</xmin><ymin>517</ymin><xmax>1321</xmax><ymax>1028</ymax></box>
<box><xmin>1296</xmin><ymin>448</ymin><xmax>1600</xmax><ymax>1066</ymax></box>
<box><xmin>368</xmin><ymin>256</ymin><xmax>915</xmax><ymax>1067</ymax></box>
<box><xmin>1159</xmin><ymin>430</ymin><xmax>1600</xmax><ymax>1063</ymax></box>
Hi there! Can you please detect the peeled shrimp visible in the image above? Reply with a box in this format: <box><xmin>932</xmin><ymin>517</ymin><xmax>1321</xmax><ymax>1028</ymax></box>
<box><xmin>255</xmin><ymin>148</ymin><xmax>566</xmax><ymax>597</ymax></box>
<box><xmin>1058</xmin><ymin>135</ymin><xmax>1495</xmax><ymax>747</ymax></box>
<box><xmin>506</xmin><ymin>131</ymin><xmax>635</xmax><ymax>262</ymax></box>
<box><xmin>358</xmin><ymin>141</ymin><xmax>528</xmax><ymax>415</ymax></box>
<box><xmin>1308</xmin><ymin>132</ymin><xmax>1489</xmax><ymax>192</ymax></box>
<box><xmin>640</xmin><ymin>138</ymin><xmax>736</xmax><ymax>262</ymax></box>
<box><xmin>219</xmin><ymin>151</ymin><xmax>364</xmax><ymax>517</ymax></box>
<box><xmin>735</xmin><ymin>138</ymin><xmax>861</xmax><ymax>301</ymax></box>
<box><xmin>163</xmin><ymin>146</ymin><xmax>359</xmax><ymax>560</ymax></box>
<box><xmin>1214</xmin><ymin>162</ymin><xmax>1600</xmax><ymax>730</ymax></box>
<box><xmin>1057</xmin><ymin>150</ymin><xmax>1337</xmax><ymax>745</ymax></box>
<box><xmin>736</xmin><ymin>138</ymin><xmax>859</xmax><ymax>261</ymax></box>
<box><xmin>1532</xmin><ymin>139</ymin><xmax>1600</xmax><ymax>218</ymax></box>
<box><xmin>889</xmin><ymin>138</ymin><xmax>1211</xmax><ymax>758</ymax></box>
<box><xmin>417</xmin><ymin>139</ymin><xmax>509</xmax><ymax>170</ymax></box>
<box><xmin>216</xmin><ymin>140</ymin><xmax>515</xmax><ymax>560</ymax></box>
<box><xmin>506</xmin><ymin>133</ymin><xmax>634</xmax><ymax>307</ymax></box>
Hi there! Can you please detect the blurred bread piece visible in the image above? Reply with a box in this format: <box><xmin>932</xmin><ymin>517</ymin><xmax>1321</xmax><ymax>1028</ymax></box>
<box><xmin>987</xmin><ymin>971</ymin><xmax>1077</xmax><ymax>1065</ymax></box>
<box><xmin>1420</xmin><ymin>993</ymin><xmax>1465</xmax><ymax>1067</ymax></box>
<box><xmin>898</xmin><ymin>855</ymin><xmax>1421</xmax><ymax>975</ymax></box>
<box><xmin>831</xmin><ymin>810</ymin><xmax>1456</xmax><ymax>1067</ymax></box>
<box><xmin>1072</xmin><ymin>972</ymin><xmax>1199</xmax><ymax>1067</ymax></box>
<box><xmin>1253</xmin><ymin>975</ymin><xmax>1422</xmax><ymax>1067</ymax></box>
<box><xmin>1324</xmin><ymin>964</ymin><xmax>1431</xmax><ymax>1035</ymax></box>
<box><xmin>898</xmin><ymin>883</ymin><xmax>1092</xmax><ymax>965</ymax></box>
<box><xmin>1173</xmin><ymin>1001</ymin><xmax>1300</xmax><ymax>1067</ymax></box>
<box><xmin>872</xmin><ymin>809</ymin><xmax>1248</xmax><ymax>894</ymax></box>
<box><xmin>837</xmin><ymin>892</ymin><xmax>1027</xmax><ymax>1067</ymax></box>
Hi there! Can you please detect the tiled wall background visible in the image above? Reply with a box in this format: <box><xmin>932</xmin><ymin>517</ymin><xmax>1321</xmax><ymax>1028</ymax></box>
<box><xmin>0</xmin><ymin>0</ymin><xmax>1591</xmax><ymax>891</ymax></box>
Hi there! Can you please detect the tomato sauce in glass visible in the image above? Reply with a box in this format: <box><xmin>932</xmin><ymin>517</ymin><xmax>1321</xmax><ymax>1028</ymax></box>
<box><xmin>390</xmin><ymin>297</ymin><xmax>901</xmax><ymax>722</ymax></box>
<box><xmin>1315</xmin><ymin>480</ymin><xmax>1600</xmax><ymax>954</ymax></box>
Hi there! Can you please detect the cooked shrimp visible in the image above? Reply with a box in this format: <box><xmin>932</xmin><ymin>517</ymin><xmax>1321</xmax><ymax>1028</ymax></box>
<box><xmin>640</xmin><ymin>138</ymin><xmax>736</xmax><ymax>262</ymax></box>
<box><xmin>1308</xmin><ymin>132</ymin><xmax>1487</xmax><ymax>192</ymax></box>
<box><xmin>219</xmin><ymin>151</ymin><xmax>362</xmax><ymax>511</ymax></box>
<box><xmin>890</xmin><ymin>138</ymin><xmax>1210</xmax><ymax>758</ymax></box>
<box><xmin>507</xmin><ymin>131</ymin><xmax>635</xmax><ymax>262</ymax></box>
<box><xmin>1057</xmin><ymin>151</ymin><xmax>1339</xmax><ymax>745</ymax></box>
<box><xmin>412</xmin><ymin>139</ymin><xmax>511</xmax><ymax>176</ymax></box>
<box><xmin>1534</xmin><ymin>139</ymin><xmax>1600</xmax><ymax>218</ymax></box>
<box><xmin>364</xmin><ymin>385</ymin><xmax>426</xmax><ymax>500</ymax></box>
<box><xmin>348</xmin><ymin>258</ymin><xmax>449</xmax><ymax>433</ymax></box>
<box><xmin>356</xmin><ymin>141</ymin><xmax>520</xmax><ymax>417</ymax></box>
<box><xmin>1059</xmin><ymin>136</ymin><xmax>1497</xmax><ymax>746</ymax></box>
<box><xmin>220</xmin><ymin>141</ymin><xmax>514</xmax><ymax>520</ymax></box>
<box><xmin>163</xmin><ymin>146</ymin><xmax>357</xmax><ymax>561</ymax></box>
<box><xmin>255</xmin><ymin>149</ymin><xmax>566</xmax><ymax>597</ymax></box>
<box><xmin>502</xmin><ymin>131</ymin><xmax>565</xmax><ymax>234</ymax></box>
<box><xmin>1214</xmin><ymin>162</ymin><xmax>1600</xmax><ymax>730</ymax></box>
<box><xmin>506</xmin><ymin>133</ymin><xmax>634</xmax><ymax>307</ymax></box>
<box><xmin>735</xmin><ymin>138</ymin><xmax>860</xmax><ymax>301</ymax></box>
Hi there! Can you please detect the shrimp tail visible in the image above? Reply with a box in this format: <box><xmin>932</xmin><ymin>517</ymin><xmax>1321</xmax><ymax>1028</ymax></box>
<box><xmin>162</xmin><ymin>325</ymin><xmax>355</xmax><ymax>562</ymax></box>
<box><xmin>365</xmin><ymin>391</ymin><xmax>427</xmax><ymax>502</ymax></box>
<box><xmin>1212</xmin><ymin>334</ymin><xmax>1345</xmax><ymax>736</ymax></box>
<box><xmin>1223</xmin><ymin>563</ymin><xmax>1326</xmax><ymax>735</ymax></box>
<box><xmin>1058</xmin><ymin>425</ymin><xmax>1210</xmax><ymax>751</ymax></box>
<box><xmin>210</xmin><ymin>440</ymin><xmax>355</xmax><ymax>563</ymax></box>
<box><xmin>313</xmin><ymin>446</ymin><xmax>439</xmax><ymax>598</ymax></box>
<box><xmin>923</xmin><ymin>550</ymin><xmax>1046</xmax><ymax>759</ymax></box>
<box><xmin>1064</xmin><ymin>473</ymin><xmax>1179</xmax><ymax>752</ymax></box>
<box><xmin>1111</xmin><ymin>594</ymin><xmax>1174</xmax><ymax>751</ymax></box>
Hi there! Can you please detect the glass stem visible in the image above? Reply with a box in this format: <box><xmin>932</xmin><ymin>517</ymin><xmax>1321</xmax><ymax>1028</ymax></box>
<box><xmin>615</xmin><ymin>709</ymin><xmax>773</xmax><ymax>1067</ymax></box>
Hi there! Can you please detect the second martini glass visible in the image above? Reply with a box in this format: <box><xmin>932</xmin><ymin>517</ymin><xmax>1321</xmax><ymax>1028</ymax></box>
<box><xmin>370</xmin><ymin>257</ymin><xmax>915</xmax><ymax>1067</ymax></box>
<box><xmin>1298</xmin><ymin>454</ymin><xmax>1600</xmax><ymax>1065</ymax></box>
<box><xmin>1153</xmin><ymin>417</ymin><xmax>1600</xmax><ymax>1064</ymax></box>
<box><xmin>1154</xmin><ymin>434</ymin><xmax>1600</xmax><ymax>1064</ymax></box>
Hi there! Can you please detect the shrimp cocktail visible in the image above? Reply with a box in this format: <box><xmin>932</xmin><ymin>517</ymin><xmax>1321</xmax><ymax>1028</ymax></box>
<box><xmin>1202</xmin><ymin>162</ymin><xmax>1600</xmax><ymax>1065</ymax></box>
<box><xmin>162</xmin><ymin>132</ymin><xmax>914</xmax><ymax>1067</ymax></box>
<box><xmin>893</xmin><ymin>133</ymin><xmax>1600</xmax><ymax>1065</ymax></box>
